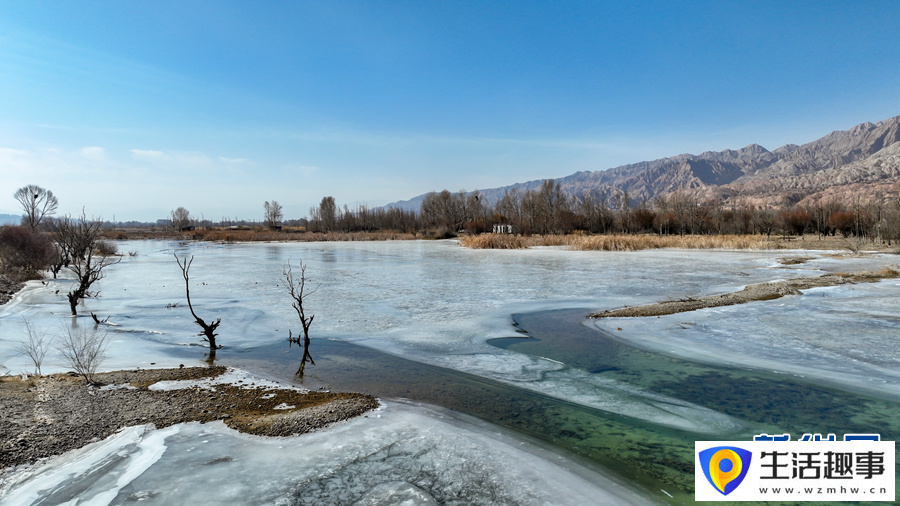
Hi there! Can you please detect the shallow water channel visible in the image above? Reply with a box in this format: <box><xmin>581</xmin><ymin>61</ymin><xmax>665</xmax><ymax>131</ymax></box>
<box><xmin>226</xmin><ymin>307</ymin><xmax>900</xmax><ymax>504</ymax></box>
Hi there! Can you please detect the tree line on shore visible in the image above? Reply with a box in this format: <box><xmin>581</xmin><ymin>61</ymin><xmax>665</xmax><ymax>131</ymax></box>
<box><xmin>234</xmin><ymin>181</ymin><xmax>900</xmax><ymax>243</ymax></box>
<box><xmin>415</xmin><ymin>180</ymin><xmax>900</xmax><ymax>242</ymax></box>
<box><xmin>7</xmin><ymin>179</ymin><xmax>900</xmax><ymax>250</ymax></box>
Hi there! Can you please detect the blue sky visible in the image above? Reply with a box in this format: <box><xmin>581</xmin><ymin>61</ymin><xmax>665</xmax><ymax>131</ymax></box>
<box><xmin>1</xmin><ymin>1</ymin><xmax>898</xmax><ymax>222</ymax></box>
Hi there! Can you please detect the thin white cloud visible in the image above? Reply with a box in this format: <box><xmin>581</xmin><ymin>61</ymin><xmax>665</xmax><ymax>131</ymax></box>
<box><xmin>130</xmin><ymin>149</ymin><xmax>215</xmax><ymax>171</ymax></box>
<box><xmin>80</xmin><ymin>146</ymin><xmax>106</xmax><ymax>161</ymax></box>
<box><xmin>0</xmin><ymin>148</ymin><xmax>36</xmax><ymax>181</ymax></box>
<box><xmin>0</xmin><ymin>147</ymin><xmax>29</xmax><ymax>157</ymax></box>
<box><xmin>218</xmin><ymin>156</ymin><xmax>249</xmax><ymax>164</ymax></box>
<box><xmin>277</xmin><ymin>126</ymin><xmax>639</xmax><ymax>156</ymax></box>
<box><xmin>171</xmin><ymin>152</ymin><xmax>212</xmax><ymax>169</ymax></box>
<box><xmin>285</xmin><ymin>164</ymin><xmax>320</xmax><ymax>177</ymax></box>
<box><xmin>130</xmin><ymin>149</ymin><xmax>166</xmax><ymax>161</ymax></box>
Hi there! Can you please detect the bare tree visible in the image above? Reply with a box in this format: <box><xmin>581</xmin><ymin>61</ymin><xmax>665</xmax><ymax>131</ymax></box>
<box><xmin>16</xmin><ymin>319</ymin><xmax>52</xmax><ymax>375</ymax></box>
<box><xmin>47</xmin><ymin>216</ymin><xmax>78</xmax><ymax>278</ymax></box>
<box><xmin>58</xmin><ymin>324</ymin><xmax>109</xmax><ymax>384</ymax></box>
<box><xmin>318</xmin><ymin>196</ymin><xmax>337</xmax><ymax>232</ymax></box>
<box><xmin>170</xmin><ymin>207</ymin><xmax>191</xmax><ymax>231</ymax></box>
<box><xmin>56</xmin><ymin>213</ymin><xmax>121</xmax><ymax>315</ymax></box>
<box><xmin>283</xmin><ymin>260</ymin><xmax>317</xmax><ymax>376</ymax></box>
<box><xmin>264</xmin><ymin>200</ymin><xmax>283</xmax><ymax>229</ymax></box>
<box><xmin>14</xmin><ymin>185</ymin><xmax>58</xmax><ymax>231</ymax></box>
<box><xmin>175</xmin><ymin>255</ymin><xmax>221</xmax><ymax>360</ymax></box>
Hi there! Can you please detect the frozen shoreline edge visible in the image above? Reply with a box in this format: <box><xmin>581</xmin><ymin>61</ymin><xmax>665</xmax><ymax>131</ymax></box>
<box><xmin>0</xmin><ymin>365</ymin><xmax>378</xmax><ymax>474</ymax></box>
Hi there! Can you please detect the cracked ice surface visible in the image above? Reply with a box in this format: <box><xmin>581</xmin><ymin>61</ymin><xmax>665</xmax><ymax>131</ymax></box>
<box><xmin>1</xmin><ymin>241</ymin><xmax>896</xmax><ymax>428</ymax></box>
<box><xmin>0</xmin><ymin>401</ymin><xmax>654</xmax><ymax>506</ymax></box>
<box><xmin>592</xmin><ymin>278</ymin><xmax>900</xmax><ymax>400</ymax></box>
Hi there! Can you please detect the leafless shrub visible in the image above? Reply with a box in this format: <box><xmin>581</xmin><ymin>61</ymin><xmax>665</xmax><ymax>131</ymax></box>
<box><xmin>844</xmin><ymin>237</ymin><xmax>865</xmax><ymax>254</ymax></box>
<box><xmin>58</xmin><ymin>325</ymin><xmax>109</xmax><ymax>384</ymax></box>
<box><xmin>94</xmin><ymin>240</ymin><xmax>118</xmax><ymax>256</ymax></box>
<box><xmin>16</xmin><ymin>319</ymin><xmax>53</xmax><ymax>375</ymax></box>
<box><xmin>0</xmin><ymin>225</ymin><xmax>56</xmax><ymax>281</ymax></box>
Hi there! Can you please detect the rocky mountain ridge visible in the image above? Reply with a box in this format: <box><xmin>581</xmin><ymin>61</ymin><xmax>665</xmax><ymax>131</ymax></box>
<box><xmin>387</xmin><ymin>115</ymin><xmax>900</xmax><ymax>211</ymax></box>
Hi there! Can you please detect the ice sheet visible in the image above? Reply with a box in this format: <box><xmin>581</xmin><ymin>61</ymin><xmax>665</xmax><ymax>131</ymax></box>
<box><xmin>0</xmin><ymin>401</ymin><xmax>658</xmax><ymax>505</ymax></box>
<box><xmin>3</xmin><ymin>241</ymin><xmax>896</xmax><ymax>504</ymax></box>
<box><xmin>0</xmin><ymin>424</ymin><xmax>179</xmax><ymax>506</ymax></box>
<box><xmin>1</xmin><ymin>241</ymin><xmax>895</xmax><ymax>426</ymax></box>
<box><xmin>592</xmin><ymin>278</ymin><xmax>900</xmax><ymax>400</ymax></box>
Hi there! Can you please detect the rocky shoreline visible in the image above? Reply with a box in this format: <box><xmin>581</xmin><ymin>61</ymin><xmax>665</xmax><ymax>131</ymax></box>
<box><xmin>0</xmin><ymin>366</ymin><xmax>379</xmax><ymax>473</ymax></box>
<box><xmin>0</xmin><ymin>275</ymin><xmax>24</xmax><ymax>306</ymax></box>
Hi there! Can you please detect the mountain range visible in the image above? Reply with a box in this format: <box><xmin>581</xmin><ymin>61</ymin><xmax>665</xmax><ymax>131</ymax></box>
<box><xmin>386</xmin><ymin>115</ymin><xmax>900</xmax><ymax>211</ymax></box>
<box><xmin>0</xmin><ymin>214</ymin><xmax>20</xmax><ymax>226</ymax></box>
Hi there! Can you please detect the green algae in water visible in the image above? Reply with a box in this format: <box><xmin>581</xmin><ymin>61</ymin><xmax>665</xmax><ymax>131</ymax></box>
<box><xmin>496</xmin><ymin>309</ymin><xmax>900</xmax><ymax>504</ymax></box>
<box><xmin>226</xmin><ymin>309</ymin><xmax>900</xmax><ymax>505</ymax></box>
<box><xmin>227</xmin><ymin>338</ymin><xmax>702</xmax><ymax>501</ymax></box>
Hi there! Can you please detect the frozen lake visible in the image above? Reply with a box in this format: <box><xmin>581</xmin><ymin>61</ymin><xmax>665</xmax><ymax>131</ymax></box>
<box><xmin>2</xmin><ymin>239</ymin><xmax>899</xmax><ymax>504</ymax></box>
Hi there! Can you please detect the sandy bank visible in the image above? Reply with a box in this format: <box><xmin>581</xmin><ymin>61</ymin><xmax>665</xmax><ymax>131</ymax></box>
<box><xmin>590</xmin><ymin>267</ymin><xmax>900</xmax><ymax>318</ymax></box>
<box><xmin>0</xmin><ymin>366</ymin><xmax>379</xmax><ymax>471</ymax></box>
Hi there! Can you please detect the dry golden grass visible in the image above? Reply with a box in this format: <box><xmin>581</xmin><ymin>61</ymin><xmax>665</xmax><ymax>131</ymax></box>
<box><xmin>461</xmin><ymin>233</ymin><xmax>787</xmax><ymax>251</ymax></box>
<box><xmin>531</xmin><ymin>235</ymin><xmax>571</xmax><ymax>246</ymax></box>
<box><xmin>563</xmin><ymin>234</ymin><xmax>785</xmax><ymax>251</ymax></box>
<box><xmin>457</xmin><ymin>234</ymin><xmax>531</xmax><ymax>249</ymax></box>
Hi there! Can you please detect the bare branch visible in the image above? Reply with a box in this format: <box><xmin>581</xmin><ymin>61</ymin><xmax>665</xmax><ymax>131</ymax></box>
<box><xmin>283</xmin><ymin>260</ymin><xmax>317</xmax><ymax>376</ymax></box>
<box><xmin>175</xmin><ymin>254</ymin><xmax>221</xmax><ymax>359</ymax></box>
<box><xmin>57</xmin><ymin>212</ymin><xmax>121</xmax><ymax>315</ymax></box>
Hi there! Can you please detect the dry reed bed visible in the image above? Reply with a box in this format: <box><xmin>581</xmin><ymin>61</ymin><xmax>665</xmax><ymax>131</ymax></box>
<box><xmin>457</xmin><ymin>234</ymin><xmax>530</xmax><ymax>249</ymax></box>
<box><xmin>459</xmin><ymin>233</ymin><xmax>786</xmax><ymax>251</ymax></box>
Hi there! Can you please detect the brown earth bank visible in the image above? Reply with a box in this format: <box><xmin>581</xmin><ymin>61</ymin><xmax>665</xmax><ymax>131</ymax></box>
<box><xmin>0</xmin><ymin>366</ymin><xmax>379</xmax><ymax>471</ymax></box>
<box><xmin>0</xmin><ymin>275</ymin><xmax>24</xmax><ymax>306</ymax></box>
<box><xmin>102</xmin><ymin>228</ymin><xmax>421</xmax><ymax>242</ymax></box>
<box><xmin>590</xmin><ymin>267</ymin><xmax>900</xmax><ymax>318</ymax></box>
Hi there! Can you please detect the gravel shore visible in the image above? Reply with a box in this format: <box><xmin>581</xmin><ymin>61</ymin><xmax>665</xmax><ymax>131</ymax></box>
<box><xmin>0</xmin><ymin>366</ymin><xmax>379</xmax><ymax>472</ymax></box>
<box><xmin>0</xmin><ymin>275</ymin><xmax>24</xmax><ymax>306</ymax></box>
